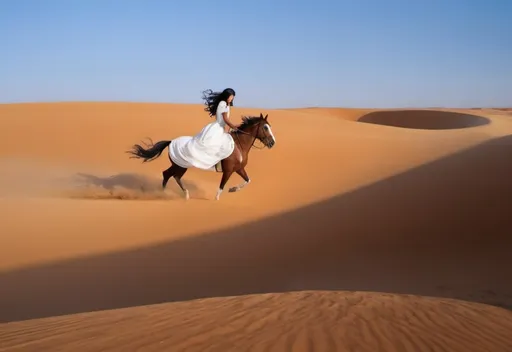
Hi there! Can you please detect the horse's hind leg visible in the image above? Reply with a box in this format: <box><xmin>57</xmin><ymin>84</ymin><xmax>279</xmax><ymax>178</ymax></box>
<box><xmin>162</xmin><ymin>165</ymin><xmax>176</xmax><ymax>189</ymax></box>
<box><xmin>173</xmin><ymin>167</ymin><xmax>189</xmax><ymax>200</ymax></box>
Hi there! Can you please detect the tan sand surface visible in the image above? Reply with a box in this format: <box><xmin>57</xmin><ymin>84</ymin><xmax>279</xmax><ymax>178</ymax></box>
<box><xmin>0</xmin><ymin>103</ymin><xmax>511</xmax><ymax>351</ymax></box>
<box><xmin>2</xmin><ymin>291</ymin><xmax>512</xmax><ymax>352</ymax></box>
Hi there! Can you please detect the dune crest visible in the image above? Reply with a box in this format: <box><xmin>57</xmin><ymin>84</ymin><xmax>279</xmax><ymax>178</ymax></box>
<box><xmin>1</xmin><ymin>291</ymin><xmax>511</xmax><ymax>352</ymax></box>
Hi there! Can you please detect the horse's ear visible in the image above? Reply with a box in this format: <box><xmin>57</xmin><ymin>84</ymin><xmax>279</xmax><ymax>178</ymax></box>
<box><xmin>264</xmin><ymin>114</ymin><xmax>268</xmax><ymax>120</ymax></box>
<box><xmin>259</xmin><ymin>113</ymin><xmax>263</xmax><ymax>118</ymax></box>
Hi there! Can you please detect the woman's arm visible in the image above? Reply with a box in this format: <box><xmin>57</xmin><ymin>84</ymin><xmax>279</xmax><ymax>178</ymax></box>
<box><xmin>218</xmin><ymin>101</ymin><xmax>238</xmax><ymax>130</ymax></box>
<box><xmin>222</xmin><ymin>112</ymin><xmax>238</xmax><ymax>130</ymax></box>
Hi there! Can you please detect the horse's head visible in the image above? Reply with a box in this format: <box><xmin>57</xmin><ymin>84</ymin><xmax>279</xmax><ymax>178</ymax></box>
<box><xmin>237</xmin><ymin>113</ymin><xmax>276</xmax><ymax>149</ymax></box>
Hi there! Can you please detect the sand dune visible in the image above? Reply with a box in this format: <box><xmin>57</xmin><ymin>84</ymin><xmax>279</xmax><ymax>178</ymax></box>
<box><xmin>2</xmin><ymin>291</ymin><xmax>512</xmax><ymax>352</ymax></box>
<box><xmin>0</xmin><ymin>103</ymin><xmax>511</xmax><ymax>351</ymax></box>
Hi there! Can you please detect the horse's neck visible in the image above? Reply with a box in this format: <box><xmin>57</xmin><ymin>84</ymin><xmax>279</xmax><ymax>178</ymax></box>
<box><xmin>233</xmin><ymin>130</ymin><xmax>255</xmax><ymax>152</ymax></box>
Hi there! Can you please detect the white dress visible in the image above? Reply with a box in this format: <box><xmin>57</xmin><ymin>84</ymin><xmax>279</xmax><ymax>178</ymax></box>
<box><xmin>169</xmin><ymin>100</ymin><xmax>235</xmax><ymax>169</ymax></box>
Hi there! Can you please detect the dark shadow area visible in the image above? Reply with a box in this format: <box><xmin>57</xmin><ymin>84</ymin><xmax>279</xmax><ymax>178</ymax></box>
<box><xmin>64</xmin><ymin>172</ymin><xmax>203</xmax><ymax>200</ymax></box>
<box><xmin>1</xmin><ymin>136</ymin><xmax>512</xmax><ymax>322</ymax></box>
<box><xmin>358</xmin><ymin>110</ymin><xmax>491</xmax><ymax>130</ymax></box>
<box><xmin>76</xmin><ymin>172</ymin><xmax>165</xmax><ymax>192</ymax></box>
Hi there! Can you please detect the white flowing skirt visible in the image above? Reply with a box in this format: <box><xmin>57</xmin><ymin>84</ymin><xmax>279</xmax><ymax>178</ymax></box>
<box><xmin>169</xmin><ymin>121</ymin><xmax>235</xmax><ymax>169</ymax></box>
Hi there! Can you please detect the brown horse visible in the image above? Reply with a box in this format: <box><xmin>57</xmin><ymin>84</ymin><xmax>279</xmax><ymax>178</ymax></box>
<box><xmin>127</xmin><ymin>113</ymin><xmax>276</xmax><ymax>200</ymax></box>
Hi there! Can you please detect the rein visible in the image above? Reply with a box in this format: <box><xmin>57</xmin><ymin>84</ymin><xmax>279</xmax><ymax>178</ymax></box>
<box><xmin>231</xmin><ymin>122</ymin><xmax>265</xmax><ymax>154</ymax></box>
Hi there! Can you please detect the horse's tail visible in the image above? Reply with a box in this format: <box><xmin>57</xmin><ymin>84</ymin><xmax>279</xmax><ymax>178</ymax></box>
<box><xmin>126</xmin><ymin>138</ymin><xmax>172</xmax><ymax>163</ymax></box>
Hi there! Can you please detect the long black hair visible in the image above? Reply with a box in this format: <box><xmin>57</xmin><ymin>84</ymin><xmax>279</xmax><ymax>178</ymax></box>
<box><xmin>202</xmin><ymin>88</ymin><xmax>236</xmax><ymax>117</ymax></box>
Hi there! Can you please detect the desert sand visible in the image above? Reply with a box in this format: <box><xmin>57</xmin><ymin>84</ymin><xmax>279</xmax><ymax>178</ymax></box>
<box><xmin>0</xmin><ymin>102</ymin><xmax>511</xmax><ymax>351</ymax></box>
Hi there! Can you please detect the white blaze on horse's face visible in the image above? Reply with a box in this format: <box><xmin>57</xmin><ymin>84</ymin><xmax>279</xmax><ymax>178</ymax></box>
<box><xmin>263</xmin><ymin>123</ymin><xmax>276</xmax><ymax>148</ymax></box>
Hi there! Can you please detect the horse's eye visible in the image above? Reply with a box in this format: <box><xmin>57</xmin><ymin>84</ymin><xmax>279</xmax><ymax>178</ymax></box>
<box><xmin>264</xmin><ymin>125</ymin><xmax>269</xmax><ymax>130</ymax></box>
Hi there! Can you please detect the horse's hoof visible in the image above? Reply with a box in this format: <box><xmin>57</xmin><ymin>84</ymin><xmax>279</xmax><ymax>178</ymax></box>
<box><xmin>229</xmin><ymin>187</ymin><xmax>238</xmax><ymax>193</ymax></box>
<box><xmin>184</xmin><ymin>190</ymin><xmax>190</xmax><ymax>200</ymax></box>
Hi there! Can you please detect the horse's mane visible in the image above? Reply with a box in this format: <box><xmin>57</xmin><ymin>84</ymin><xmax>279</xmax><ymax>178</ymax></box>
<box><xmin>233</xmin><ymin>115</ymin><xmax>264</xmax><ymax>133</ymax></box>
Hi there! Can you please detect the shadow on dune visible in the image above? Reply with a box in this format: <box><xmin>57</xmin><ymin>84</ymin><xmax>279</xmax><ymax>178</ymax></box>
<box><xmin>64</xmin><ymin>172</ymin><xmax>202</xmax><ymax>200</ymax></box>
<box><xmin>1</xmin><ymin>136</ymin><xmax>512</xmax><ymax>322</ymax></box>
<box><xmin>358</xmin><ymin>110</ymin><xmax>490</xmax><ymax>130</ymax></box>
<box><xmin>75</xmin><ymin>173</ymin><xmax>164</xmax><ymax>192</ymax></box>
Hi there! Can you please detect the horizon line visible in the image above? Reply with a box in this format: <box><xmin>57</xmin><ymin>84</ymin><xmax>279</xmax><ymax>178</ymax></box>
<box><xmin>1</xmin><ymin>100</ymin><xmax>510</xmax><ymax>111</ymax></box>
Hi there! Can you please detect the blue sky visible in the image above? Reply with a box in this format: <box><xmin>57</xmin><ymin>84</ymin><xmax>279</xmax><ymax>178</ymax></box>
<box><xmin>1</xmin><ymin>0</ymin><xmax>511</xmax><ymax>108</ymax></box>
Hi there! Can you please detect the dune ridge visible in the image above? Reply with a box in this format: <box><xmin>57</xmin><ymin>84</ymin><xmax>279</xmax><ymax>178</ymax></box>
<box><xmin>1</xmin><ymin>291</ymin><xmax>512</xmax><ymax>352</ymax></box>
<box><xmin>0</xmin><ymin>102</ymin><xmax>511</xmax><ymax>351</ymax></box>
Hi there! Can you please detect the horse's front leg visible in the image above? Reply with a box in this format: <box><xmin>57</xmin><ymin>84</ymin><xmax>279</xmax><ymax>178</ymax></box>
<box><xmin>216</xmin><ymin>169</ymin><xmax>234</xmax><ymax>200</ymax></box>
<box><xmin>229</xmin><ymin>168</ymin><xmax>250</xmax><ymax>193</ymax></box>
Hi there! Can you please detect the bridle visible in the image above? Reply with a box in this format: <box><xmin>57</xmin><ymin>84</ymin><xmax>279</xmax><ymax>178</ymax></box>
<box><xmin>231</xmin><ymin>121</ymin><xmax>267</xmax><ymax>154</ymax></box>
